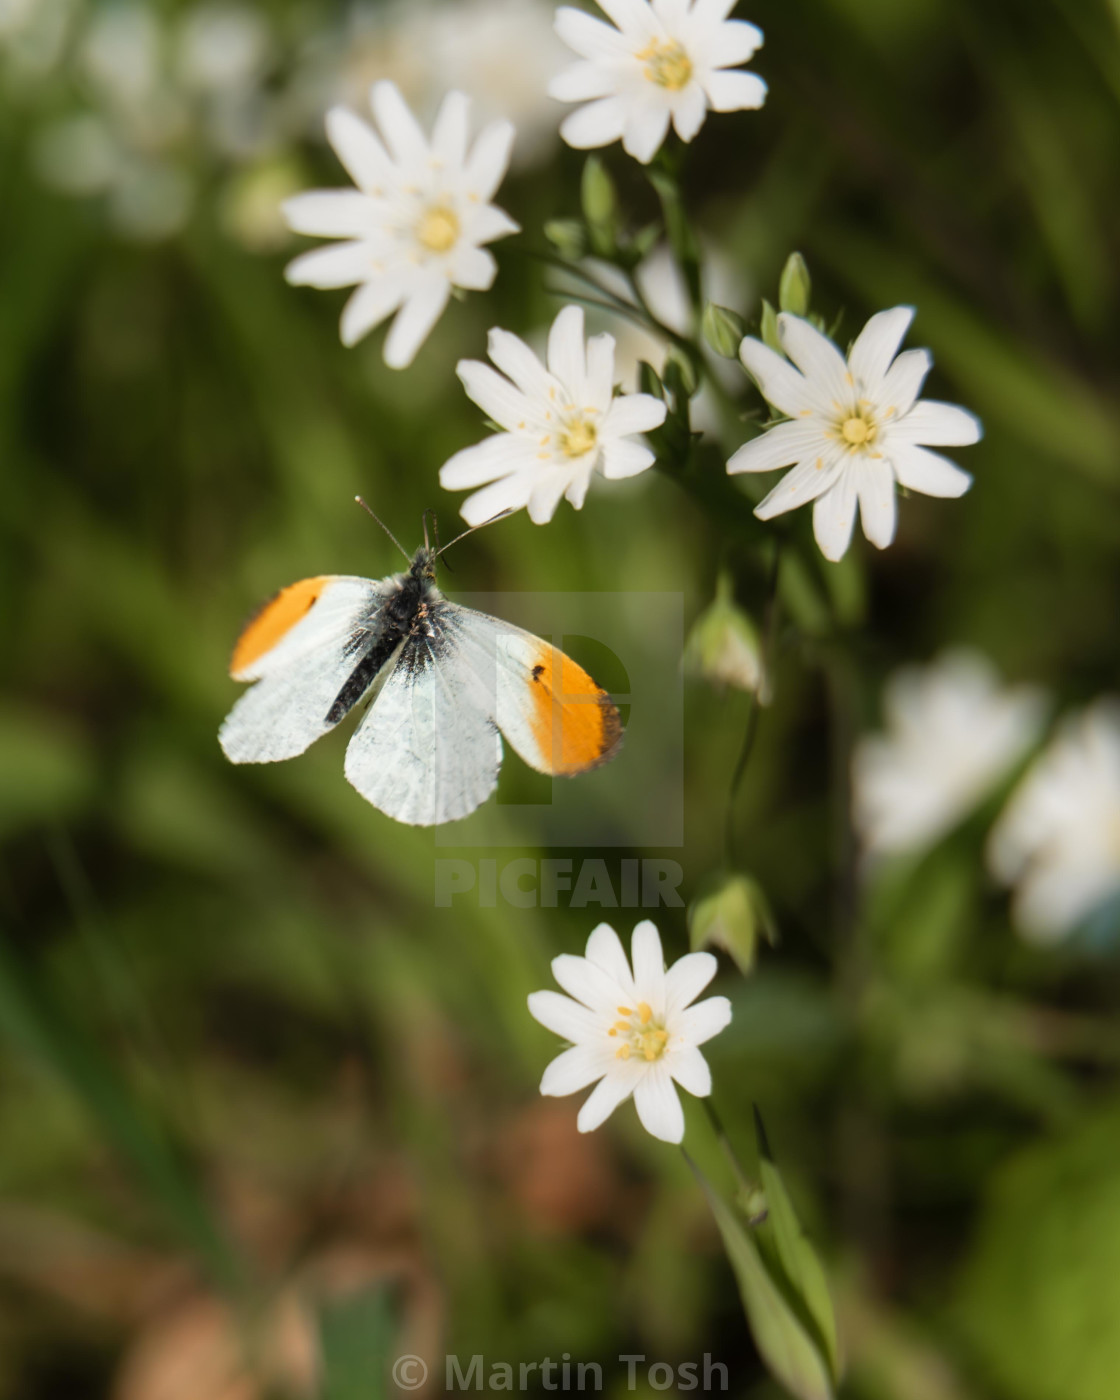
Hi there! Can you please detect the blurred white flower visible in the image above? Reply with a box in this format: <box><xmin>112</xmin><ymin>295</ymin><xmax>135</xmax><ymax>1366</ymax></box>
<box><xmin>853</xmin><ymin>651</ymin><xmax>1046</xmax><ymax>862</ymax></box>
<box><xmin>731</xmin><ymin>308</ymin><xmax>982</xmax><ymax>562</ymax></box>
<box><xmin>32</xmin><ymin>113</ymin><xmax>123</xmax><ymax>195</ymax></box>
<box><xmin>290</xmin><ymin>0</ymin><xmax>566</xmax><ymax>172</ymax></box>
<box><xmin>80</xmin><ymin>0</ymin><xmax>162</xmax><ymax>107</ymax></box>
<box><xmin>283</xmin><ymin>81</ymin><xmax>518</xmax><ymax>368</ymax></box>
<box><xmin>175</xmin><ymin>2</ymin><xmax>271</xmax><ymax>94</ymax></box>
<box><xmin>989</xmin><ymin>701</ymin><xmax>1120</xmax><ymax>944</ymax></box>
<box><xmin>440</xmin><ymin>304</ymin><xmax>666</xmax><ymax>524</ymax></box>
<box><xmin>550</xmin><ymin>0</ymin><xmax>766</xmax><ymax>164</ymax></box>
<box><xmin>528</xmin><ymin>920</ymin><xmax>731</xmax><ymax>1143</ymax></box>
<box><xmin>0</xmin><ymin>0</ymin><xmax>73</xmax><ymax>81</ymax></box>
<box><xmin>594</xmin><ymin>242</ymin><xmax>745</xmax><ymax>437</ymax></box>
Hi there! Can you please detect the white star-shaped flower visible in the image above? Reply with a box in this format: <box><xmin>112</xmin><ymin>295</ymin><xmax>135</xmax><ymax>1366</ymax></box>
<box><xmin>549</xmin><ymin>0</ymin><xmax>766</xmax><ymax>165</ymax></box>
<box><xmin>439</xmin><ymin>304</ymin><xmax>667</xmax><ymax>524</ymax></box>
<box><xmin>989</xmin><ymin>700</ymin><xmax>1120</xmax><ymax>944</ymax></box>
<box><xmin>283</xmin><ymin>81</ymin><xmax>519</xmax><ymax>368</ymax></box>
<box><xmin>853</xmin><ymin>651</ymin><xmax>1046</xmax><ymax>862</ymax></box>
<box><xmin>527</xmin><ymin>920</ymin><xmax>732</xmax><ymax>1144</ymax></box>
<box><xmin>729</xmin><ymin>308</ymin><xmax>983</xmax><ymax>562</ymax></box>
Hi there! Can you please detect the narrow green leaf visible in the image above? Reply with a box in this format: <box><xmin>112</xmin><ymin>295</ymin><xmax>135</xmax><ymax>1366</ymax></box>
<box><xmin>755</xmin><ymin>1109</ymin><xmax>841</xmax><ymax>1383</ymax></box>
<box><xmin>694</xmin><ymin>1160</ymin><xmax>833</xmax><ymax>1400</ymax></box>
<box><xmin>319</xmin><ymin>1287</ymin><xmax>395</xmax><ymax>1400</ymax></box>
<box><xmin>0</xmin><ymin>934</ymin><xmax>243</xmax><ymax>1294</ymax></box>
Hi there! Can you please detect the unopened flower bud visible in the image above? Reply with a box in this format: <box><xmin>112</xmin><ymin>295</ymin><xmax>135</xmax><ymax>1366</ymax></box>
<box><xmin>688</xmin><ymin>870</ymin><xmax>777</xmax><ymax>975</ymax></box>
<box><xmin>702</xmin><ymin>302</ymin><xmax>746</xmax><ymax>359</ymax></box>
<box><xmin>684</xmin><ymin>574</ymin><xmax>769</xmax><ymax>698</ymax></box>
<box><xmin>544</xmin><ymin>219</ymin><xmax>587</xmax><ymax>260</ymax></box>
<box><xmin>581</xmin><ymin>156</ymin><xmax>618</xmax><ymax>254</ymax></box>
<box><xmin>778</xmin><ymin>251</ymin><xmax>811</xmax><ymax>317</ymax></box>
<box><xmin>759</xmin><ymin>298</ymin><xmax>782</xmax><ymax>356</ymax></box>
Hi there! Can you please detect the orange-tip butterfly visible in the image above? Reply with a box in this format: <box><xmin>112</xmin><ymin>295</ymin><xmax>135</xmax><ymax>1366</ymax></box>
<box><xmin>220</xmin><ymin>507</ymin><xmax>623</xmax><ymax>826</ymax></box>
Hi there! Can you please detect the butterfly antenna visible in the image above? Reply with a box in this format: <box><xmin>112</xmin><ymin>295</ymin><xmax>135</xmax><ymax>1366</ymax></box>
<box><xmin>354</xmin><ymin>497</ymin><xmax>410</xmax><ymax>563</ymax></box>
<box><xmin>422</xmin><ymin>508</ymin><xmax>431</xmax><ymax>552</ymax></box>
<box><xmin>434</xmin><ymin>509</ymin><xmax>514</xmax><ymax>560</ymax></box>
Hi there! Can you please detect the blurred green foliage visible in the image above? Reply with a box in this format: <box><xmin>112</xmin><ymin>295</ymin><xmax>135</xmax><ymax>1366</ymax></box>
<box><xmin>2</xmin><ymin>0</ymin><xmax>1120</xmax><ymax>1397</ymax></box>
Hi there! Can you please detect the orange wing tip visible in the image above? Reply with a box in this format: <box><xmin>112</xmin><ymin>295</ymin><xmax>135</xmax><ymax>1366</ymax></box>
<box><xmin>529</xmin><ymin>646</ymin><xmax>624</xmax><ymax>777</ymax></box>
<box><xmin>230</xmin><ymin>576</ymin><xmax>330</xmax><ymax>678</ymax></box>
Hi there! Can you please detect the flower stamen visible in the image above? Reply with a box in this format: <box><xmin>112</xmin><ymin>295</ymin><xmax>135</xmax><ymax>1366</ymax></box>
<box><xmin>557</xmin><ymin>415</ymin><xmax>598</xmax><ymax>458</ymax></box>
<box><xmin>611</xmin><ymin>1003</ymin><xmax>670</xmax><ymax>1062</ymax></box>
<box><xmin>639</xmin><ymin>38</ymin><xmax>693</xmax><ymax>91</ymax></box>
<box><xmin>415</xmin><ymin>204</ymin><xmax>460</xmax><ymax>254</ymax></box>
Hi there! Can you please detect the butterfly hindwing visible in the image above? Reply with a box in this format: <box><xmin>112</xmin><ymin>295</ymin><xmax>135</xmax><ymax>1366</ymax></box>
<box><xmin>343</xmin><ymin>601</ymin><xmax>503</xmax><ymax>825</ymax></box>
<box><xmin>220</xmin><ymin>575</ymin><xmax>398</xmax><ymax>764</ymax></box>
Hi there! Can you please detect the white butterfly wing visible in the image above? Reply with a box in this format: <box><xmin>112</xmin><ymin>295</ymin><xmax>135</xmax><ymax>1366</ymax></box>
<box><xmin>220</xmin><ymin>575</ymin><xmax>395</xmax><ymax>764</ymax></box>
<box><xmin>446</xmin><ymin>606</ymin><xmax>623</xmax><ymax>777</ymax></box>
<box><xmin>344</xmin><ymin>605</ymin><xmax>502</xmax><ymax>826</ymax></box>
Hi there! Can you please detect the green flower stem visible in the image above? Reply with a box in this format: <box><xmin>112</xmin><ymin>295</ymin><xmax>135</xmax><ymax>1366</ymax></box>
<box><xmin>724</xmin><ymin>541</ymin><xmax>782</xmax><ymax>866</ymax></box>
<box><xmin>701</xmin><ymin>1097</ymin><xmax>756</xmax><ymax>1198</ymax></box>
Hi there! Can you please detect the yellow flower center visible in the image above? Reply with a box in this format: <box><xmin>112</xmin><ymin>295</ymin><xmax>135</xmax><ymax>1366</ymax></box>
<box><xmin>840</xmin><ymin>412</ymin><xmax>875</xmax><ymax>448</ymax></box>
<box><xmin>557</xmin><ymin>416</ymin><xmax>598</xmax><ymax>458</ymax></box>
<box><xmin>609</xmin><ymin>1002</ymin><xmax>670</xmax><ymax>1062</ymax></box>
<box><xmin>640</xmin><ymin>38</ymin><xmax>693</xmax><ymax>92</ymax></box>
<box><xmin>415</xmin><ymin>205</ymin><xmax>460</xmax><ymax>254</ymax></box>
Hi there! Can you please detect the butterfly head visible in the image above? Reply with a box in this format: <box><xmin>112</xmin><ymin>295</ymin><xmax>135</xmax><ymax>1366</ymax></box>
<box><xmin>410</xmin><ymin>545</ymin><xmax>439</xmax><ymax>582</ymax></box>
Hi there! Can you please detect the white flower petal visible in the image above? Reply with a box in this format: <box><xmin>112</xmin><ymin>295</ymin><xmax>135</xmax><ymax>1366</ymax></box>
<box><xmin>559</xmin><ymin>97</ymin><xmax>629</xmax><ymax>151</ymax></box>
<box><xmin>622</xmin><ymin>99</ymin><xmax>672</xmax><ymax>164</ymax></box>
<box><xmin>339</xmin><ymin>277</ymin><xmax>406</xmax><ymax>346</ymax></box>
<box><xmin>540</xmin><ymin>1044</ymin><xmax>611</xmax><ymax>1096</ymax></box>
<box><xmin>457</xmin><ymin>359</ymin><xmax>539</xmax><ymax>432</ymax></box>
<box><xmin>888</xmin><ymin>443</ymin><xmax>973</xmax><ymax>498</ymax></box>
<box><xmin>738</xmin><ymin>336</ymin><xmax>818</xmax><ymax>419</ymax></box>
<box><xmin>667</xmin><ymin>1044</ymin><xmax>712</xmax><ymax>1097</ymax></box>
<box><xmin>671</xmin><ymin>83</ymin><xmax>708</xmax><ymax>143</ymax></box>
<box><xmin>728</xmin><ymin>419</ymin><xmax>829</xmax><ymax>476</ymax></box>
<box><xmin>464</xmin><ymin>119</ymin><xmax>516</xmax><ymax>202</ymax></box>
<box><xmin>699</xmin><ymin>18</ymin><xmax>764</xmax><ymax>68</ymax></box>
<box><xmin>702</xmin><ymin>69</ymin><xmax>767</xmax><ymax>113</ymax></box>
<box><xmin>600</xmin><ymin>439</ymin><xmax>655</xmax><ymax>479</ymax></box>
<box><xmin>552</xmin><ymin>951</ymin><xmax>626</xmax><ymax>1013</ymax></box>
<box><xmin>633</xmin><ymin>1062</ymin><xmax>685</xmax><ymax>1143</ymax></box>
<box><xmin>450</xmin><ymin>246</ymin><xmax>498</xmax><ymax>293</ymax></box>
<box><xmin>439</xmin><ymin>435</ymin><xmax>538</xmax><ymax>490</ymax></box>
<box><xmin>431</xmin><ymin>89</ymin><xmax>470</xmax><ymax>170</ymax></box>
<box><xmin>486</xmin><ymin>328</ymin><xmax>554</xmax><ymax>402</ymax></box>
<box><xmin>847</xmin><ymin>306</ymin><xmax>915</xmax><ymax>394</ymax></box>
<box><xmin>383</xmin><ymin>279</ymin><xmax>451</xmax><ymax>368</ymax></box>
<box><xmin>554</xmin><ymin>6</ymin><xmax>634</xmax><ymax>62</ymax></box>
<box><xmin>547</xmin><ymin>304</ymin><xmax>587</xmax><ymax>395</ymax></box>
<box><xmin>778</xmin><ymin>314</ymin><xmax>853</xmax><ymax>412</ymax></box>
<box><xmin>652</xmin><ymin>0</ymin><xmax>690</xmax><ymax>28</ymax></box>
<box><xmin>596</xmin><ymin>0</ymin><xmax>659</xmax><ymax>39</ymax></box>
<box><xmin>324</xmin><ymin>107</ymin><xmax>393</xmax><ymax>193</ymax></box>
<box><xmin>463</xmin><ymin>205</ymin><xmax>520</xmax><ymax>245</ymax></box>
<box><xmin>585</xmin><ymin>332</ymin><xmax>617</xmax><ymax>411</ymax></box>
<box><xmin>664</xmin><ymin>951</ymin><xmax>718</xmax><ymax>1018</ymax></box>
<box><xmin>283</xmin><ymin>190</ymin><xmax>381</xmax><ymax>238</ymax></box>
<box><xmin>602</xmin><ymin>392</ymin><xmax>667</xmax><ymax>438</ymax></box>
<box><xmin>528</xmin><ymin>989</ymin><xmax>601</xmax><ymax>1042</ymax></box>
<box><xmin>876</xmin><ymin>348</ymin><xmax>932</xmax><ymax>420</ymax></box>
<box><xmin>528</xmin><ymin>468</ymin><xmax>573</xmax><ymax>524</ymax></box>
<box><xmin>584</xmin><ymin>923</ymin><xmax>636</xmax><ymax>995</ymax></box>
<box><xmin>285</xmin><ymin>241</ymin><xmax>376</xmax><ymax>289</ymax></box>
<box><xmin>565</xmin><ymin>468</ymin><xmax>595</xmax><ymax>510</ymax></box>
<box><xmin>370</xmin><ymin>79</ymin><xmax>429</xmax><ymax>169</ymax></box>
<box><xmin>676</xmin><ymin>995</ymin><xmax>732</xmax><ymax>1046</ymax></box>
<box><xmin>549</xmin><ymin>60</ymin><xmax>618</xmax><ymax>103</ymax></box>
<box><xmin>753</xmin><ymin>451</ymin><xmax>844</xmax><ymax>520</ymax></box>
<box><xmin>460</xmin><ymin>472</ymin><xmax>536</xmax><ymax>526</ymax></box>
<box><xmin>890</xmin><ymin>401</ymin><xmax>983</xmax><ymax>447</ymax></box>
<box><xmin>577</xmin><ymin>1064</ymin><xmax>641</xmax><ymax>1132</ymax></box>
<box><xmin>630</xmin><ymin>920</ymin><xmax>666</xmax><ymax>1017</ymax></box>
<box><xmin>690</xmin><ymin>0</ymin><xmax>740</xmax><ymax>26</ymax></box>
<box><xmin>813</xmin><ymin>469</ymin><xmax>859</xmax><ymax>561</ymax></box>
<box><xmin>857</xmin><ymin>456</ymin><xmax>897</xmax><ymax>550</ymax></box>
